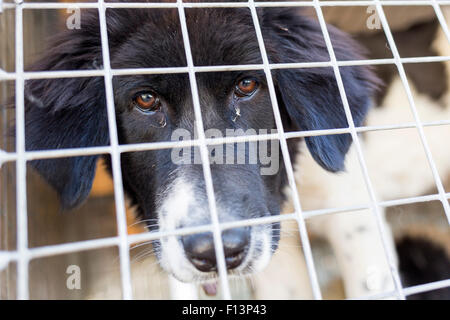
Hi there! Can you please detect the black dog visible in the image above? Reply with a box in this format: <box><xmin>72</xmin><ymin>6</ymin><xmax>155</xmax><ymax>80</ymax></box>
<box><xmin>23</xmin><ymin>1</ymin><xmax>377</xmax><ymax>286</ymax></box>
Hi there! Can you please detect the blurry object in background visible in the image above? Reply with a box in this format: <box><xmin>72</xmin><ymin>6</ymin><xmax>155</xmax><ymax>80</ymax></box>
<box><xmin>90</xmin><ymin>160</ymin><xmax>146</xmax><ymax>235</ymax></box>
<box><xmin>315</xmin><ymin>2</ymin><xmax>436</xmax><ymax>34</ymax></box>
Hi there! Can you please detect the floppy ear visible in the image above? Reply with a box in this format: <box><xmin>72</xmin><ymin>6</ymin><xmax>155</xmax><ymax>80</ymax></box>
<box><xmin>263</xmin><ymin>9</ymin><xmax>379</xmax><ymax>172</ymax></box>
<box><xmin>24</xmin><ymin>12</ymin><xmax>109</xmax><ymax>209</ymax></box>
<box><xmin>23</xmin><ymin>8</ymin><xmax>157</xmax><ymax>209</ymax></box>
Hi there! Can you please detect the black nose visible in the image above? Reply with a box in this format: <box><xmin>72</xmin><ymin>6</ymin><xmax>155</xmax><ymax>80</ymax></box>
<box><xmin>181</xmin><ymin>227</ymin><xmax>250</xmax><ymax>272</ymax></box>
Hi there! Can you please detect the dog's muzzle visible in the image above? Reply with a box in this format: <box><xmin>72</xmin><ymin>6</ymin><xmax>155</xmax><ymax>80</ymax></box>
<box><xmin>181</xmin><ymin>227</ymin><xmax>250</xmax><ymax>272</ymax></box>
<box><xmin>156</xmin><ymin>176</ymin><xmax>275</xmax><ymax>291</ymax></box>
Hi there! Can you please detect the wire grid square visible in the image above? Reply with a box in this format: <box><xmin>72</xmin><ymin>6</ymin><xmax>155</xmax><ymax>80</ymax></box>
<box><xmin>0</xmin><ymin>0</ymin><xmax>449</xmax><ymax>300</ymax></box>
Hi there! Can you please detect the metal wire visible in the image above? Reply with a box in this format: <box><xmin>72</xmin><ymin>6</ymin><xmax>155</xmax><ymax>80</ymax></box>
<box><xmin>313</xmin><ymin>0</ymin><xmax>406</xmax><ymax>299</ymax></box>
<box><xmin>4</xmin><ymin>56</ymin><xmax>450</xmax><ymax>81</ymax></box>
<box><xmin>3</xmin><ymin>0</ymin><xmax>450</xmax><ymax>10</ymax></box>
<box><xmin>175</xmin><ymin>0</ymin><xmax>231</xmax><ymax>298</ymax></box>
<box><xmin>14</xmin><ymin>0</ymin><xmax>29</xmax><ymax>300</ymax></box>
<box><xmin>0</xmin><ymin>0</ymin><xmax>449</xmax><ymax>300</ymax></box>
<box><xmin>97</xmin><ymin>0</ymin><xmax>133</xmax><ymax>299</ymax></box>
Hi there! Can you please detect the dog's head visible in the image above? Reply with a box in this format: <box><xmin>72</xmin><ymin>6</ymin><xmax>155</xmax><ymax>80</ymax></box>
<box><xmin>24</xmin><ymin>2</ymin><xmax>377</xmax><ymax>284</ymax></box>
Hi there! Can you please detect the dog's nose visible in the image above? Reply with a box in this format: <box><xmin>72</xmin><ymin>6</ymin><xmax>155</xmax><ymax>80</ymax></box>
<box><xmin>181</xmin><ymin>227</ymin><xmax>250</xmax><ymax>272</ymax></box>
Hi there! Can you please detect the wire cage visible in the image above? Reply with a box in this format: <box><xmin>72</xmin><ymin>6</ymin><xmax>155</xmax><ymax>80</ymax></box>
<box><xmin>0</xmin><ymin>0</ymin><xmax>450</xmax><ymax>300</ymax></box>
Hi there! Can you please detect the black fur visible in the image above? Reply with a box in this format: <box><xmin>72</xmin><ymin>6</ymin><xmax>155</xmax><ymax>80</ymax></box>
<box><xmin>22</xmin><ymin>1</ymin><xmax>377</xmax><ymax>234</ymax></box>
<box><xmin>262</xmin><ymin>10</ymin><xmax>378</xmax><ymax>171</ymax></box>
<box><xmin>397</xmin><ymin>236</ymin><xmax>450</xmax><ymax>300</ymax></box>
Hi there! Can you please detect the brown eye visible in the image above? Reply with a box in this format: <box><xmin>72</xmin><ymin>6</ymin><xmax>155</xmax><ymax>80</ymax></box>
<box><xmin>235</xmin><ymin>78</ymin><xmax>258</xmax><ymax>97</ymax></box>
<box><xmin>135</xmin><ymin>92</ymin><xmax>160</xmax><ymax>111</ymax></box>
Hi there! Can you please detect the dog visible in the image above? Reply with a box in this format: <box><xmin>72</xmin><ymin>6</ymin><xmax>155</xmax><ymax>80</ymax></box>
<box><xmin>21</xmin><ymin>0</ymin><xmax>444</xmax><ymax>299</ymax></box>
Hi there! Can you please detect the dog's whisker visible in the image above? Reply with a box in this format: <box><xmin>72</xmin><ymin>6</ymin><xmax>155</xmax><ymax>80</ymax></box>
<box><xmin>272</xmin><ymin>231</ymin><xmax>297</xmax><ymax>236</ymax></box>
<box><xmin>132</xmin><ymin>256</ymin><xmax>163</xmax><ymax>269</ymax></box>
<box><xmin>129</xmin><ymin>240</ymin><xmax>158</xmax><ymax>251</ymax></box>
<box><xmin>131</xmin><ymin>248</ymin><xmax>160</xmax><ymax>264</ymax></box>
<box><xmin>127</xmin><ymin>219</ymin><xmax>158</xmax><ymax>229</ymax></box>
<box><xmin>131</xmin><ymin>254</ymin><xmax>159</xmax><ymax>266</ymax></box>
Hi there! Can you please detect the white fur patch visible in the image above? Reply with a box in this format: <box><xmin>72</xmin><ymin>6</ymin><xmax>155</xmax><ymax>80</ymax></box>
<box><xmin>158</xmin><ymin>177</ymin><xmax>196</xmax><ymax>231</ymax></box>
<box><xmin>157</xmin><ymin>177</ymin><xmax>203</xmax><ymax>282</ymax></box>
<box><xmin>156</xmin><ymin>175</ymin><xmax>274</xmax><ymax>282</ymax></box>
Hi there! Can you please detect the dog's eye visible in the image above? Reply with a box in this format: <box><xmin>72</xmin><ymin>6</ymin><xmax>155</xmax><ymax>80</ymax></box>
<box><xmin>135</xmin><ymin>92</ymin><xmax>160</xmax><ymax>112</ymax></box>
<box><xmin>235</xmin><ymin>78</ymin><xmax>258</xmax><ymax>97</ymax></box>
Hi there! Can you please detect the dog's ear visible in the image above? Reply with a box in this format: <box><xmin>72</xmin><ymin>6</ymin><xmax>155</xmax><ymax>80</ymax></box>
<box><xmin>23</xmin><ymin>8</ymin><xmax>156</xmax><ymax>209</ymax></box>
<box><xmin>24</xmin><ymin>11</ymin><xmax>109</xmax><ymax>210</ymax></box>
<box><xmin>263</xmin><ymin>9</ymin><xmax>379</xmax><ymax>172</ymax></box>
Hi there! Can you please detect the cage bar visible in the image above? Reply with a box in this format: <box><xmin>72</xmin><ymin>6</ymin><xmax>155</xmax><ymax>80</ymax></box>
<box><xmin>0</xmin><ymin>0</ymin><xmax>448</xmax><ymax>300</ymax></box>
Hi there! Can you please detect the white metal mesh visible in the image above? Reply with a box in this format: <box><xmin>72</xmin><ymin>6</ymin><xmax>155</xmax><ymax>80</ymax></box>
<box><xmin>0</xmin><ymin>0</ymin><xmax>449</xmax><ymax>300</ymax></box>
